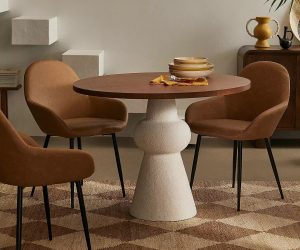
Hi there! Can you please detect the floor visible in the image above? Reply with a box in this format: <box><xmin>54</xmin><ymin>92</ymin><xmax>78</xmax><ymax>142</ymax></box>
<box><xmin>32</xmin><ymin>136</ymin><xmax>300</xmax><ymax>182</ymax></box>
<box><xmin>1</xmin><ymin>181</ymin><xmax>299</xmax><ymax>249</ymax></box>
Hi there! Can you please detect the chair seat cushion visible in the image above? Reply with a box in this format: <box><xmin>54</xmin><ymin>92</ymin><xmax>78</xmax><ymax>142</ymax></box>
<box><xmin>189</xmin><ymin>119</ymin><xmax>251</xmax><ymax>140</ymax></box>
<box><xmin>64</xmin><ymin>117</ymin><xmax>126</xmax><ymax>137</ymax></box>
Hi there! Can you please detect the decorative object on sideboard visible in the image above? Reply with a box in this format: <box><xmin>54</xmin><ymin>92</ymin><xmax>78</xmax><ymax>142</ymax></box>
<box><xmin>0</xmin><ymin>0</ymin><xmax>8</xmax><ymax>13</ymax></box>
<box><xmin>0</xmin><ymin>68</ymin><xmax>19</xmax><ymax>87</ymax></box>
<box><xmin>246</xmin><ymin>17</ymin><xmax>279</xmax><ymax>48</ymax></box>
<box><xmin>12</xmin><ymin>16</ymin><xmax>58</xmax><ymax>45</ymax></box>
<box><xmin>278</xmin><ymin>26</ymin><xmax>294</xmax><ymax>49</ymax></box>
<box><xmin>290</xmin><ymin>0</ymin><xmax>300</xmax><ymax>41</ymax></box>
<box><xmin>0</xmin><ymin>68</ymin><xmax>21</xmax><ymax>118</ymax></box>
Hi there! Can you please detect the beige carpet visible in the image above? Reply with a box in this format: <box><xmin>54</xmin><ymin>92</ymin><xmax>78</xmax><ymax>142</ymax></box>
<box><xmin>0</xmin><ymin>181</ymin><xmax>299</xmax><ymax>249</ymax></box>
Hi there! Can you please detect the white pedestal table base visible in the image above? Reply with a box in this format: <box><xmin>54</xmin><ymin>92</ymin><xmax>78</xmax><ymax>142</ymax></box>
<box><xmin>130</xmin><ymin>99</ymin><xmax>197</xmax><ymax>221</ymax></box>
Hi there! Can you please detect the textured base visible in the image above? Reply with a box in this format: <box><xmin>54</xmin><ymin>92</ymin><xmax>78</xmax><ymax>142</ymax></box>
<box><xmin>130</xmin><ymin>99</ymin><xmax>196</xmax><ymax>221</ymax></box>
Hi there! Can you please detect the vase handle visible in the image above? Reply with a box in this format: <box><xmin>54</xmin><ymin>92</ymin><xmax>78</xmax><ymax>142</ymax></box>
<box><xmin>271</xmin><ymin>19</ymin><xmax>280</xmax><ymax>38</ymax></box>
<box><xmin>246</xmin><ymin>18</ymin><xmax>257</xmax><ymax>38</ymax></box>
<box><xmin>286</xmin><ymin>30</ymin><xmax>294</xmax><ymax>40</ymax></box>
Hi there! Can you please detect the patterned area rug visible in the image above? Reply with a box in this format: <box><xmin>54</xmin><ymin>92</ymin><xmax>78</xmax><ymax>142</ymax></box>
<box><xmin>0</xmin><ymin>181</ymin><xmax>299</xmax><ymax>250</ymax></box>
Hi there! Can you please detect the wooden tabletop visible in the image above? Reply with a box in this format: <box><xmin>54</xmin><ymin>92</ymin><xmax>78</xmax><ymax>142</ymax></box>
<box><xmin>73</xmin><ymin>73</ymin><xmax>251</xmax><ymax>99</ymax></box>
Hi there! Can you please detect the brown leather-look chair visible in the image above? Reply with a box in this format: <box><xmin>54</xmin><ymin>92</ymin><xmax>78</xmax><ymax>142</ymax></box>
<box><xmin>24</xmin><ymin>60</ymin><xmax>128</xmax><ymax>206</ymax></box>
<box><xmin>0</xmin><ymin>111</ymin><xmax>94</xmax><ymax>250</ymax></box>
<box><xmin>185</xmin><ymin>61</ymin><xmax>290</xmax><ymax>211</ymax></box>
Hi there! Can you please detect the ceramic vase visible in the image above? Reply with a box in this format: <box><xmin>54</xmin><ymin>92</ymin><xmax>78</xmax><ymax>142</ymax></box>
<box><xmin>246</xmin><ymin>17</ymin><xmax>279</xmax><ymax>48</ymax></box>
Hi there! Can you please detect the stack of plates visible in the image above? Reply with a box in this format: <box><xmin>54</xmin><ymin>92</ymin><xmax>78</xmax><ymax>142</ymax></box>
<box><xmin>169</xmin><ymin>57</ymin><xmax>214</xmax><ymax>79</ymax></box>
<box><xmin>0</xmin><ymin>68</ymin><xmax>19</xmax><ymax>87</ymax></box>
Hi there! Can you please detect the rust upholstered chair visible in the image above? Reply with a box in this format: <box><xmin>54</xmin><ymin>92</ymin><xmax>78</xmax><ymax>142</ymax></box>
<box><xmin>24</xmin><ymin>60</ymin><xmax>128</xmax><ymax>206</ymax></box>
<box><xmin>0</xmin><ymin>111</ymin><xmax>94</xmax><ymax>250</ymax></box>
<box><xmin>185</xmin><ymin>61</ymin><xmax>290</xmax><ymax>211</ymax></box>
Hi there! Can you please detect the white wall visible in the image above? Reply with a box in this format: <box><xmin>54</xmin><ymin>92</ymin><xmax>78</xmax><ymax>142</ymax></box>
<box><xmin>0</xmin><ymin>0</ymin><xmax>293</xmax><ymax>135</ymax></box>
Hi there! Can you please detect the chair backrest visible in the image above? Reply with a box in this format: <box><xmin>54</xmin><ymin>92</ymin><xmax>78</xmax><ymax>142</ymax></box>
<box><xmin>0</xmin><ymin>111</ymin><xmax>28</xmax><ymax>185</ymax></box>
<box><xmin>24</xmin><ymin>60</ymin><xmax>91</xmax><ymax>119</ymax></box>
<box><xmin>225</xmin><ymin>61</ymin><xmax>290</xmax><ymax>121</ymax></box>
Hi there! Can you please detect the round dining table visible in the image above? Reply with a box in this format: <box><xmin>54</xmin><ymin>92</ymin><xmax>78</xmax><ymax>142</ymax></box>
<box><xmin>74</xmin><ymin>72</ymin><xmax>251</xmax><ymax>222</ymax></box>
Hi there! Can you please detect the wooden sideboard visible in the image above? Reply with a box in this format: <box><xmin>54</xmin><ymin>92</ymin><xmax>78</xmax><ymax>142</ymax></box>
<box><xmin>238</xmin><ymin>45</ymin><xmax>300</xmax><ymax>131</ymax></box>
<box><xmin>0</xmin><ymin>84</ymin><xmax>22</xmax><ymax>118</ymax></box>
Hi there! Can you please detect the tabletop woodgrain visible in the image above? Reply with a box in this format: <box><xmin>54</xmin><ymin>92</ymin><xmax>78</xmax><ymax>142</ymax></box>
<box><xmin>74</xmin><ymin>73</ymin><xmax>251</xmax><ymax>99</ymax></box>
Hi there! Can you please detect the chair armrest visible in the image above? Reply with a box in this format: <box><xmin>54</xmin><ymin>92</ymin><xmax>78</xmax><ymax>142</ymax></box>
<box><xmin>244</xmin><ymin>102</ymin><xmax>288</xmax><ymax>140</ymax></box>
<box><xmin>5</xmin><ymin>147</ymin><xmax>95</xmax><ymax>187</ymax></box>
<box><xmin>185</xmin><ymin>97</ymin><xmax>227</xmax><ymax>124</ymax></box>
<box><xmin>89</xmin><ymin>97</ymin><xmax>128</xmax><ymax>122</ymax></box>
<box><xmin>18</xmin><ymin>131</ymin><xmax>40</xmax><ymax>147</ymax></box>
<box><xmin>27</xmin><ymin>101</ymin><xmax>70</xmax><ymax>137</ymax></box>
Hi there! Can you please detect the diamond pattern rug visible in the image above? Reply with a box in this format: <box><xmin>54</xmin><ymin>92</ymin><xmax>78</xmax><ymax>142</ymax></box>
<box><xmin>0</xmin><ymin>181</ymin><xmax>299</xmax><ymax>250</ymax></box>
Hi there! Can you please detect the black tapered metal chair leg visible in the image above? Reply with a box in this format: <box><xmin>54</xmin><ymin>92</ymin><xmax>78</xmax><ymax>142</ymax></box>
<box><xmin>112</xmin><ymin>133</ymin><xmax>126</xmax><ymax>197</ymax></box>
<box><xmin>232</xmin><ymin>140</ymin><xmax>238</xmax><ymax>188</ymax></box>
<box><xmin>237</xmin><ymin>141</ymin><xmax>243</xmax><ymax>211</ymax></box>
<box><xmin>30</xmin><ymin>187</ymin><xmax>36</xmax><ymax>197</ymax></box>
<box><xmin>77</xmin><ymin>137</ymin><xmax>82</xmax><ymax>150</ymax></box>
<box><xmin>70</xmin><ymin>182</ymin><xmax>75</xmax><ymax>209</ymax></box>
<box><xmin>264</xmin><ymin>138</ymin><xmax>284</xmax><ymax>199</ymax></box>
<box><xmin>70</xmin><ymin>138</ymin><xmax>74</xmax><ymax>149</ymax></box>
<box><xmin>190</xmin><ymin>135</ymin><xmax>202</xmax><ymax>189</ymax></box>
<box><xmin>76</xmin><ymin>182</ymin><xmax>92</xmax><ymax>250</ymax></box>
<box><xmin>77</xmin><ymin>138</ymin><xmax>84</xmax><ymax>187</ymax></box>
<box><xmin>16</xmin><ymin>187</ymin><xmax>23</xmax><ymax>250</ymax></box>
<box><xmin>44</xmin><ymin>135</ymin><xmax>51</xmax><ymax>148</ymax></box>
<box><xmin>69</xmin><ymin>138</ymin><xmax>75</xmax><ymax>208</ymax></box>
<box><xmin>42</xmin><ymin>186</ymin><xmax>52</xmax><ymax>241</ymax></box>
<box><xmin>31</xmin><ymin>135</ymin><xmax>51</xmax><ymax>197</ymax></box>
